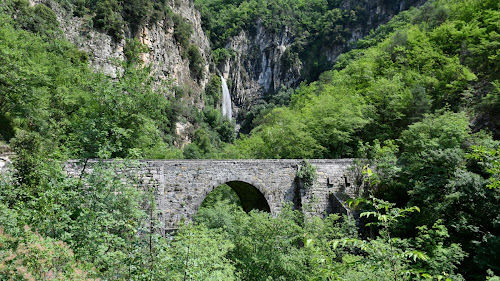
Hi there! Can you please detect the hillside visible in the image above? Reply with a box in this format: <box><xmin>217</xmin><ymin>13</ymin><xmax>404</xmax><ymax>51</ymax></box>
<box><xmin>0</xmin><ymin>0</ymin><xmax>499</xmax><ymax>280</ymax></box>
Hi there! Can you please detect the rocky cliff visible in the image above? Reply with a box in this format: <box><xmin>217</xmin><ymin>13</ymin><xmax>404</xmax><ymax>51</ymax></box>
<box><xmin>31</xmin><ymin>0</ymin><xmax>211</xmax><ymax>106</ymax></box>
<box><xmin>31</xmin><ymin>0</ymin><xmax>424</xmax><ymax>137</ymax></box>
<box><xmin>221</xmin><ymin>21</ymin><xmax>299</xmax><ymax>120</ymax></box>
<box><xmin>136</xmin><ymin>0</ymin><xmax>211</xmax><ymax>94</ymax></box>
<box><xmin>220</xmin><ymin>0</ymin><xmax>425</xmax><ymax>121</ymax></box>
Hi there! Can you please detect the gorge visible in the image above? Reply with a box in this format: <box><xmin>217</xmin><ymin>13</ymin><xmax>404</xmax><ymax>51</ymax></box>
<box><xmin>0</xmin><ymin>0</ymin><xmax>499</xmax><ymax>279</ymax></box>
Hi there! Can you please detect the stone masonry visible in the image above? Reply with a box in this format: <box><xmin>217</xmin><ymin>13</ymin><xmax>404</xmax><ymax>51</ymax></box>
<box><xmin>64</xmin><ymin>159</ymin><xmax>366</xmax><ymax>231</ymax></box>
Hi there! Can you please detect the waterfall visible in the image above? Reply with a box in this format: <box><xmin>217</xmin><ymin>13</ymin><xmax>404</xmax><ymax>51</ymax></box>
<box><xmin>221</xmin><ymin>76</ymin><xmax>232</xmax><ymax>121</ymax></box>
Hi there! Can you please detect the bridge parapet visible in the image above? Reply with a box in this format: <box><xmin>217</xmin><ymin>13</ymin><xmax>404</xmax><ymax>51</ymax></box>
<box><xmin>64</xmin><ymin>159</ymin><xmax>368</xmax><ymax>231</ymax></box>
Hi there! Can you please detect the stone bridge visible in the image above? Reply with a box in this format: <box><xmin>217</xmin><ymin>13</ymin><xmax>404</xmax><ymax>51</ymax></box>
<box><xmin>40</xmin><ymin>159</ymin><xmax>364</xmax><ymax>231</ymax></box>
<box><xmin>77</xmin><ymin>159</ymin><xmax>363</xmax><ymax>231</ymax></box>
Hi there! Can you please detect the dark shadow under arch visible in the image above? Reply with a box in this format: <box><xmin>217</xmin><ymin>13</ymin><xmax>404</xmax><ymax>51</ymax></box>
<box><xmin>225</xmin><ymin>181</ymin><xmax>271</xmax><ymax>213</ymax></box>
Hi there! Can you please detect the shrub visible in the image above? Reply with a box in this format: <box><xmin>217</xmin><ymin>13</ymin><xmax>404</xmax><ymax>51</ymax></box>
<box><xmin>188</xmin><ymin>44</ymin><xmax>204</xmax><ymax>80</ymax></box>
<box><xmin>296</xmin><ymin>160</ymin><xmax>317</xmax><ymax>189</ymax></box>
<box><xmin>172</xmin><ymin>13</ymin><xmax>193</xmax><ymax>53</ymax></box>
<box><xmin>124</xmin><ymin>37</ymin><xmax>149</xmax><ymax>65</ymax></box>
<box><xmin>0</xmin><ymin>226</ymin><xmax>97</xmax><ymax>280</ymax></box>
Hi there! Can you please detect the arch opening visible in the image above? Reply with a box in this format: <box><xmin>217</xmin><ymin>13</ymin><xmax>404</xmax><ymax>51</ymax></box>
<box><xmin>200</xmin><ymin>181</ymin><xmax>271</xmax><ymax>213</ymax></box>
<box><xmin>226</xmin><ymin>181</ymin><xmax>271</xmax><ymax>213</ymax></box>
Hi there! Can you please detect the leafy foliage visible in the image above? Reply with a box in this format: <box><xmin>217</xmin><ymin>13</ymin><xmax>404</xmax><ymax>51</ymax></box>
<box><xmin>0</xmin><ymin>158</ymin><xmax>154</xmax><ymax>279</ymax></box>
<box><xmin>195</xmin><ymin>202</ymin><xmax>354</xmax><ymax>281</ymax></box>
<box><xmin>296</xmin><ymin>159</ymin><xmax>317</xmax><ymax>189</ymax></box>
<box><xmin>124</xmin><ymin>38</ymin><xmax>150</xmax><ymax>65</ymax></box>
<box><xmin>469</xmin><ymin>145</ymin><xmax>500</xmax><ymax>189</ymax></box>
<box><xmin>155</xmin><ymin>223</ymin><xmax>236</xmax><ymax>281</ymax></box>
<box><xmin>366</xmin><ymin>112</ymin><xmax>500</xmax><ymax>279</ymax></box>
<box><xmin>188</xmin><ymin>44</ymin><xmax>204</xmax><ymax>80</ymax></box>
<box><xmin>0</xmin><ymin>226</ymin><xmax>97</xmax><ymax>280</ymax></box>
<box><xmin>196</xmin><ymin>0</ymin><xmax>421</xmax><ymax>82</ymax></box>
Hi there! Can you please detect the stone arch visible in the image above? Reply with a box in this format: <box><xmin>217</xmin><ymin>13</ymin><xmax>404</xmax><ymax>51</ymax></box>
<box><xmin>196</xmin><ymin>180</ymin><xmax>272</xmax><ymax>214</ymax></box>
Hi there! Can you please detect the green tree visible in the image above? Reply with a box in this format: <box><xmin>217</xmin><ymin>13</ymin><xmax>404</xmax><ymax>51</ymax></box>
<box><xmin>0</xmin><ymin>225</ymin><xmax>97</xmax><ymax>280</ymax></box>
<box><xmin>154</xmin><ymin>223</ymin><xmax>236</xmax><ymax>281</ymax></box>
<box><xmin>469</xmin><ymin>144</ymin><xmax>500</xmax><ymax>189</ymax></box>
<box><xmin>246</xmin><ymin>107</ymin><xmax>324</xmax><ymax>159</ymax></box>
<box><xmin>371</xmin><ymin>111</ymin><xmax>500</xmax><ymax>279</ymax></box>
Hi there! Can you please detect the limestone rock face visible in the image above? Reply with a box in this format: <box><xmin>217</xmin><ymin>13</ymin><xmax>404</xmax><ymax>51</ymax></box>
<box><xmin>30</xmin><ymin>0</ymin><xmax>424</xmax><ymax>140</ymax></box>
<box><xmin>30</xmin><ymin>0</ymin><xmax>126</xmax><ymax>78</ymax></box>
<box><xmin>220</xmin><ymin>0</ymin><xmax>424</xmax><ymax>121</ymax></box>
<box><xmin>136</xmin><ymin>0</ymin><xmax>212</xmax><ymax>92</ymax></box>
<box><xmin>32</xmin><ymin>0</ymin><xmax>211</xmax><ymax>100</ymax></box>
<box><xmin>221</xmin><ymin>21</ymin><xmax>299</xmax><ymax>119</ymax></box>
<box><xmin>32</xmin><ymin>0</ymin><xmax>212</xmax><ymax>146</ymax></box>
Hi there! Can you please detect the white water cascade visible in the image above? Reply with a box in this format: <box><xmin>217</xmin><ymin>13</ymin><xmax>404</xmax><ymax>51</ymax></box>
<box><xmin>221</xmin><ymin>76</ymin><xmax>232</xmax><ymax>121</ymax></box>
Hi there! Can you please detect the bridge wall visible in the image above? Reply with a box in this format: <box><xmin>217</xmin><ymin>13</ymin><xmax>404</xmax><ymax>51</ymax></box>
<box><xmin>134</xmin><ymin>159</ymin><xmax>361</xmax><ymax>230</ymax></box>
<box><xmin>54</xmin><ymin>159</ymin><xmax>364</xmax><ymax>231</ymax></box>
